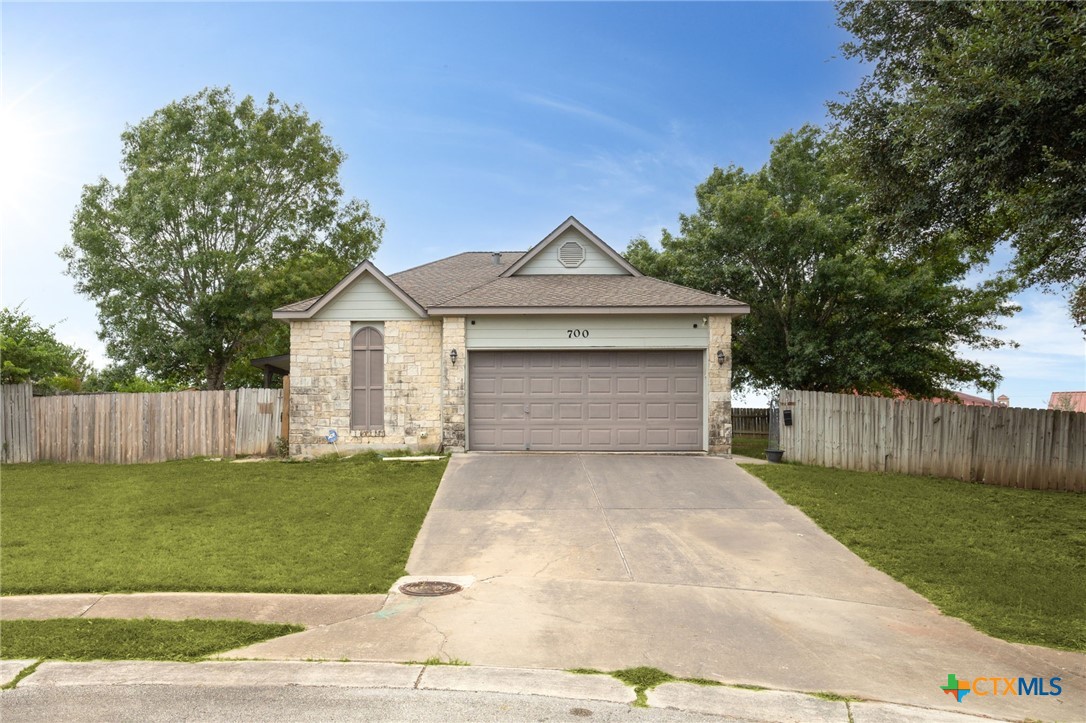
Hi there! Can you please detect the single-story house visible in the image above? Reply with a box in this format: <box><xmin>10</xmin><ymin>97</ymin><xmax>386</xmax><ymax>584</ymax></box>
<box><xmin>273</xmin><ymin>217</ymin><xmax>749</xmax><ymax>456</ymax></box>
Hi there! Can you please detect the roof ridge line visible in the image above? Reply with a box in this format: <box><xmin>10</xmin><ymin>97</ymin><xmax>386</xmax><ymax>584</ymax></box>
<box><xmin>430</xmin><ymin>275</ymin><xmax>509</xmax><ymax>308</ymax></box>
<box><xmin>389</xmin><ymin>250</ymin><xmax>528</xmax><ymax>279</ymax></box>
<box><xmin>388</xmin><ymin>251</ymin><xmax>481</xmax><ymax>278</ymax></box>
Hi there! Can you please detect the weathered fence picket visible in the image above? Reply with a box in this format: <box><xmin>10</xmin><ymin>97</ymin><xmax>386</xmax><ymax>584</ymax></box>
<box><xmin>0</xmin><ymin>386</ymin><xmax>283</xmax><ymax>464</ymax></box>
<box><xmin>779</xmin><ymin>390</ymin><xmax>1085</xmax><ymax>492</ymax></box>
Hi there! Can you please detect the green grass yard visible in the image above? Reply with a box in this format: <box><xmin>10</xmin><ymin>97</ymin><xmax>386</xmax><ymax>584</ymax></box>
<box><xmin>0</xmin><ymin>618</ymin><xmax>302</xmax><ymax>662</ymax></box>
<box><xmin>743</xmin><ymin>463</ymin><xmax>1086</xmax><ymax>651</ymax></box>
<box><xmin>1</xmin><ymin>454</ymin><xmax>446</xmax><ymax>595</ymax></box>
<box><xmin>730</xmin><ymin>435</ymin><xmax>769</xmax><ymax>459</ymax></box>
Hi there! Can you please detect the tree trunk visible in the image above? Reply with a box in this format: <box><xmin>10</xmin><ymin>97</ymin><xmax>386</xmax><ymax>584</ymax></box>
<box><xmin>205</xmin><ymin>359</ymin><xmax>227</xmax><ymax>390</ymax></box>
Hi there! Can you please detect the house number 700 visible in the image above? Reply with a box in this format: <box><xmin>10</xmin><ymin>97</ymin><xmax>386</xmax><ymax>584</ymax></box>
<box><xmin>567</xmin><ymin>329</ymin><xmax>589</xmax><ymax>338</ymax></box>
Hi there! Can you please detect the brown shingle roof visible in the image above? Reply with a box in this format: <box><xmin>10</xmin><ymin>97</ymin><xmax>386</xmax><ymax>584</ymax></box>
<box><xmin>275</xmin><ymin>250</ymin><xmax>748</xmax><ymax>314</ymax></box>
<box><xmin>429</xmin><ymin>275</ymin><xmax>745</xmax><ymax>310</ymax></box>
<box><xmin>276</xmin><ymin>295</ymin><xmax>322</xmax><ymax>312</ymax></box>
<box><xmin>389</xmin><ymin>252</ymin><xmax>526</xmax><ymax>307</ymax></box>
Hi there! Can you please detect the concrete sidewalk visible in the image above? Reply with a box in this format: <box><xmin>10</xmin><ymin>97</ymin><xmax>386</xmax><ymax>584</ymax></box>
<box><xmin>0</xmin><ymin>660</ymin><xmax>1003</xmax><ymax>723</ymax></box>
<box><xmin>0</xmin><ymin>592</ymin><xmax>384</xmax><ymax>627</ymax></box>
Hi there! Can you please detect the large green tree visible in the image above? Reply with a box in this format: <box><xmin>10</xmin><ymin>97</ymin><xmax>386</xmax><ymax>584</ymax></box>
<box><xmin>832</xmin><ymin>1</ymin><xmax>1086</xmax><ymax>308</ymax></box>
<box><xmin>63</xmin><ymin>87</ymin><xmax>383</xmax><ymax>389</ymax></box>
<box><xmin>626</xmin><ymin>126</ymin><xmax>1018</xmax><ymax>397</ymax></box>
<box><xmin>0</xmin><ymin>305</ymin><xmax>90</xmax><ymax>393</ymax></box>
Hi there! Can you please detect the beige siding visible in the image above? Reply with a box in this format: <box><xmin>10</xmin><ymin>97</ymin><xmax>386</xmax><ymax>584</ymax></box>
<box><xmin>313</xmin><ymin>274</ymin><xmax>422</xmax><ymax>321</ymax></box>
<box><xmin>514</xmin><ymin>228</ymin><xmax>630</xmax><ymax>275</ymax></box>
<box><xmin>465</xmin><ymin>314</ymin><xmax>708</xmax><ymax>350</ymax></box>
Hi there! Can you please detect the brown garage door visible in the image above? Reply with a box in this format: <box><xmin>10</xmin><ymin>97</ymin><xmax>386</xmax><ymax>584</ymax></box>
<box><xmin>468</xmin><ymin>350</ymin><xmax>703</xmax><ymax>451</ymax></box>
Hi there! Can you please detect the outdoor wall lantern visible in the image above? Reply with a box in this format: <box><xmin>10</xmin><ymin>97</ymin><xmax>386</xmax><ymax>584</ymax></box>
<box><xmin>450</xmin><ymin>349</ymin><xmax>458</xmax><ymax>365</ymax></box>
<box><xmin>716</xmin><ymin>350</ymin><xmax>726</xmax><ymax>366</ymax></box>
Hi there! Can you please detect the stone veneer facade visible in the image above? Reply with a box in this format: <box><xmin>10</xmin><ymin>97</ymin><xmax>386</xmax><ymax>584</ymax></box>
<box><xmin>440</xmin><ymin>316</ymin><xmax>467</xmax><ymax>452</ymax></box>
<box><xmin>288</xmin><ymin>318</ymin><xmax>443</xmax><ymax>456</ymax></box>
<box><xmin>289</xmin><ymin>313</ymin><xmax>735</xmax><ymax>456</ymax></box>
<box><xmin>707</xmin><ymin>314</ymin><xmax>733</xmax><ymax>455</ymax></box>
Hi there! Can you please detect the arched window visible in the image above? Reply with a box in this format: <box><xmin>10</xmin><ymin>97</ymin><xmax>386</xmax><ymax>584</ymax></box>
<box><xmin>352</xmin><ymin>327</ymin><xmax>384</xmax><ymax>431</ymax></box>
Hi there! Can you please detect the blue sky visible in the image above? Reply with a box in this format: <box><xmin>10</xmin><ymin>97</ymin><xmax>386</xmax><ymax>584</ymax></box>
<box><xmin>2</xmin><ymin>2</ymin><xmax>1082</xmax><ymax>406</ymax></box>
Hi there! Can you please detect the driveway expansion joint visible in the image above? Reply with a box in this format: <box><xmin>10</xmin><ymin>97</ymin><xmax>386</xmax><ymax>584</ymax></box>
<box><xmin>76</xmin><ymin>595</ymin><xmax>106</xmax><ymax>618</ymax></box>
<box><xmin>578</xmin><ymin>454</ymin><xmax>633</xmax><ymax>581</ymax></box>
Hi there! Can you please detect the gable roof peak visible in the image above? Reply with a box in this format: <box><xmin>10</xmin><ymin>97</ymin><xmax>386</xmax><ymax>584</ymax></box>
<box><xmin>500</xmin><ymin>216</ymin><xmax>642</xmax><ymax>278</ymax></box>
<box><xmin>272</xmin><ymin>259</ymin><xmax>427</xmax><ymax>319</ymax></box>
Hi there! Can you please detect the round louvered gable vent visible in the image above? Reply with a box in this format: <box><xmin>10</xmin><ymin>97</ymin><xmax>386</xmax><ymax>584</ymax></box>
<box><xmin>558</xmin><ymin>241</ymin><xmax>586</xmax><ymax>268</ymax></box>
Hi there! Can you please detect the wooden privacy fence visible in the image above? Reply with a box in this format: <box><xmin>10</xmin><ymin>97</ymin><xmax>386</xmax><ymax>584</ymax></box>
<box><xmin>732</xmin><ymin>407</ymin><xmax>770</xmax><ymax>436</ymax></box>
<box><xmin>1</xmin><ymin>386</ymin><xmax>283</xmax><ymax>464</ymax></box>
<box><xmin>2</xmin><ymin>383</ymin><xmax>35</xmax><ymax>463</ymax></box>
<box><xmin>780</xmin><ymin>389</ymin><xmax>1086</xmax><ymax>492</ymax></box>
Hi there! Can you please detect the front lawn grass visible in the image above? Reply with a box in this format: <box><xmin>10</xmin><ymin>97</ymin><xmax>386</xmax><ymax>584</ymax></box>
<box><xmin>1</xmin><ymin>454</ymin><xmax>446</xmax><ymax>595</ymax></box>
<box><xmin>0</xmin><ymin>618</ymin><xmax>302</xmax><ymax>661</ymax></box>
<box><xmin>731</xmin><ymin>435</ymin><xmax>769</xmax><ymax>458</ymax></box>
<box><xmin>742</xmin><ymin>464</ymin><xmax>1086</xmax><ymax>651</ymax></box>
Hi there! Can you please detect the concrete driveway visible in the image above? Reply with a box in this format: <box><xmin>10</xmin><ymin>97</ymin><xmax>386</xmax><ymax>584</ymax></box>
<box><xmin>227</xmin><ymin>454</ymin><xmax>1084</xmax><ymax>721</ymax></box>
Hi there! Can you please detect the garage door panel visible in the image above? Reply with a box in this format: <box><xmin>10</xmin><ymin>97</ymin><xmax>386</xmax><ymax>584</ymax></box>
<box><xmin>529</xmin><ymin>353</ymin><xmax>555</xmax><ymax>368</ymax></box>
<box><xmin>469</xmin><ymin>350</ymin><xmax>703</xmax><ymax>451</ymax></box>
<box><xmin>473</xmin><ymin>377</ymin><xmax>497</xmax><ymax>394</ymax></box>
<box><xmin>646</xmin><ymin>429</ymin><xmax>670</xmax><ymax>445</ymax></box>
<box><xmin>588</xmin><ymin>429</ymin><xmax>613</xmax><ymax>446</ymax></box>
<box><xmin>529</xmin><ymin>429</ymin><xmax>554</xmax><ymax>446</ymax></box>
<box><xmin>530</xmin><ymin>403</ymin><xmax>555</xmax><ymax>420</ymax></box>
<box><xmin>646</xmin><ymin>403</ymin><xmax>670</xmax><ymax>420</ymax></box>
<box><xmin>472</xmin><ymin>428</ymin><xmax>497</xmax><ymax>446</ymax></box>
<box><xmin>472</xmin><ymin>402</ymin><xmax>497</xmax><ymax>421</ymax></box>
<box><xmin>529</xmin><ymin>377</ymin><xmax>554</xmax><ymax>394</ymax></box>
<box><xmin>588</xmin><ymin>377</ymin><xmax>611</xmax><ymax>393</ymax></box>
<box><xmin>675</xmin><ymin>403</ymin><xmax>699</xmax><ymax>420</ymax></box>
<box><xmin>559</xmin><ymin>378</ymin><xmax>583</xmax><ymax>394</ymax></box>
<box><xmin>559</xmin><ymin>428</ymin><xmax>584</xmax><ymax>445</ymax></box>
<box><xmin>675</xmin><ymin>377</ymin><xmax>698</xmax><ymax>394</ymax></box>
<box><xmin>500</xmin><ymin>353</ymin><xmax>527</xmax><ymax>369</ymax></box>
<box><xmin>559</xmin><ymin>403</ymin><xmax>584</xmax><ymax>420</ymax></box>
<box><xmin>588</xmin><ymin>403</ymin><xmax>611</xmax><ymax>419</ymax></box>
<box><xmin>645</xmin><ymin>377</ymin><xmax>670</xmax><ymax>394</ymax></box>
<box><xmin>500</xmin><ymin>428</ymin><xmax>527</xmax><ymax>446</ymax></box>
<box><xmin>500</xmin><ymin>403</ymin><xmax>525</xmax><ymax>420</ymax></box>
<box><xmin>675</xmin><ymin>428</ymin><xmax>701</xmax><ymax>446</ymax></box>
<box><xmin>644</xmin><ymin>352</ymin><xmax>670</xmax><ymax>367</ymax></box>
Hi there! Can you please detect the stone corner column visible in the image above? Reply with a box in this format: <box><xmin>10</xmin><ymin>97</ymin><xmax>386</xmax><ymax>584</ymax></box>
<box><xmin>441</xmin><ymin>316</ymin><xmax>467</xmax><ymax>452</ymax></box>
<box><xmin>707</xmin><ymin>314</ymin><xmax>733</xmax><ymax>456</ymax></box>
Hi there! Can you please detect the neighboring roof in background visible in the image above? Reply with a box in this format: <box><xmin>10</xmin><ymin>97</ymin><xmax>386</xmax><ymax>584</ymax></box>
<box><xmin>1048</xmin><ymin>391</ymin><xmax>1086</xmax><ymax>412</ymax></box>
<box><xmin>950</xmin><ymin>391</ymin><xmax>1004</xmax><ymax>407</ymax></box>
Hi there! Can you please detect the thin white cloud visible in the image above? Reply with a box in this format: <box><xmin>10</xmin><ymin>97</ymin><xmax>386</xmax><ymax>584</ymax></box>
<box><xmin>515</xmin><ymin>91</ymin><xmax>652</xmax><ymax>142</ymax></box>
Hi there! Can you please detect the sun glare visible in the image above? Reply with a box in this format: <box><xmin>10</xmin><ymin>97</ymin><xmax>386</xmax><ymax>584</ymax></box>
<box><xmin>0</xmin><ymin>96</ymin><xmax>74</xmax><ymax>223</ymax></box>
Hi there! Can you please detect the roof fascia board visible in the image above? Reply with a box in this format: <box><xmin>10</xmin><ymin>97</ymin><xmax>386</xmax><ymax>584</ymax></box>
<box><xmin>272</xmin><ymin>260</ymin><xmax>428</xmax><ymax>319</ymax></box>
<box><xmin>427</xmin><ymin>305</ymin><xmax>751</xmax><ymax>316</ymax></box>
<box><xmin>500</xmin><ymin>216</ymin><xmax>643</xmax><ymax>278</ymax></box>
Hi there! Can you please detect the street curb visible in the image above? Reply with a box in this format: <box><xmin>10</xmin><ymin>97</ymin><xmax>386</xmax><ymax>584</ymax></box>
<box><xmin>6</xmin><ymin>660</ymin><xmax>1007</xmax><ymax>722</ymax></box>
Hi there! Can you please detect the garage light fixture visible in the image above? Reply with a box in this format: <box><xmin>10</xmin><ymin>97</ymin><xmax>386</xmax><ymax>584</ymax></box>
<box><xmin>450</xmin><ymin>349</ymin><xmax>458</xmax><ymax>365</ymax></box>
<box><xmin>717</xmin><ymin>350</ymin><xmax>726</xmax><ymax>366</ymax></box>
